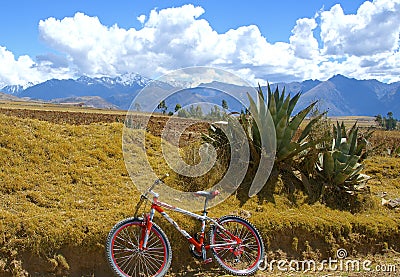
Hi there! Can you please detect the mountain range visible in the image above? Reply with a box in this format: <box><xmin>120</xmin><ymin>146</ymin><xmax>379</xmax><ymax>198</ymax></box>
<box><xmin>1</xmin><ymin>73</ymin><xmax>399</xmax><ymax>117</ymax></box>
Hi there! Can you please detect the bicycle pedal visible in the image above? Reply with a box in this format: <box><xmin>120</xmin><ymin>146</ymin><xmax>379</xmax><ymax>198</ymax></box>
<box><xmin>203</xmin><ymin>258</ymin><xmax>213</xmax><ymax>264</ymax></box>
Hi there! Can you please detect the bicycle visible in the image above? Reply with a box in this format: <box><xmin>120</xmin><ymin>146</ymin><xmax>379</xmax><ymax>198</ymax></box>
<box><xmin>106</xmin><ymin>174</ymin><xmax>265</xmax><ymax>276</ymax></box>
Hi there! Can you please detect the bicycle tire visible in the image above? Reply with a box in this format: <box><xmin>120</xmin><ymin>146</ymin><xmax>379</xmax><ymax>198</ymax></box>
<box><xmin>106</xmin><ymin>217</ymin><xmax>172</xmax><ymax>277</ymax></box>
<box><xmin>209</xmin><ymin>215</ymin><xmax>264</xmax><ymax>276</ymax></box>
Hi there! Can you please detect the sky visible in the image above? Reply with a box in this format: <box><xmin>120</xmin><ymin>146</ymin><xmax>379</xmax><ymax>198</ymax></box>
<box><xmin>0</xmin><ymin>0</ymin><xmax>399</xmax><ymax>88</ymax></box>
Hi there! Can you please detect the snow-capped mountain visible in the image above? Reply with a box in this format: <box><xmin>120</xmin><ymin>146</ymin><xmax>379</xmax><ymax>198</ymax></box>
<box><xmin>76</xmin><ymin>73</ymin><xmax>151</xmax><ymax>88</ymax></box>
<box><xmin>116</xmin><ymin>72</ymin><xmax>151</xmax><ymax>87</ymax></box>
<box><xmin>7</xmin><ymin>73</ymin><xmax>151</xmax><ymax>110</ymax></box>
<box><xmin>1</xmin><ymin>82</ymin><xmax>35</xmax><ymax>94</ymax></box>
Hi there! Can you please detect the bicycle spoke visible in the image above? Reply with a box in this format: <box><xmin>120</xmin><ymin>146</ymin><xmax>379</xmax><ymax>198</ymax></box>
<box><xmin>211</xmin><ymin>217</ymin><xmax>263</xmax><ymax>275</ymax></box>
<box><xmin>108</xmin><ymin>220</ymin><xmax>170</xmax><ymax>277</ymax></box>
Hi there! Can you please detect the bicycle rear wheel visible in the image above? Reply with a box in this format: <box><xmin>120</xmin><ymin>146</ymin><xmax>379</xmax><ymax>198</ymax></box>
<box><xmin>209</xmin><ymin>215</ymin><xmax>264</xmax><ymax>276</ymax></box>
<box><xmin>106</xmin><ymin>217</ymin><xmax>172</xmax><ymax>277</ymax></box>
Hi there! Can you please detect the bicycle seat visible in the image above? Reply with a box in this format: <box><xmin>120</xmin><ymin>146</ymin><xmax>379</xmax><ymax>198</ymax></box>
<box><xmin>194</xmin><ymin>190</ymin><xmax>220</xmax><ymax>200</ymax></box>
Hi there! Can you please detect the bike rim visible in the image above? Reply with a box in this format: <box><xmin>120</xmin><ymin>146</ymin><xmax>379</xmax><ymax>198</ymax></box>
<box><xmin>213</xmin><ymin>220</ymin><xmax>261</xmax><ymax>273</ymax></box>
<box><xmin>111</xmin><ymin>222</ymin><xmax>167</xmax><ymax>277</ymax></box>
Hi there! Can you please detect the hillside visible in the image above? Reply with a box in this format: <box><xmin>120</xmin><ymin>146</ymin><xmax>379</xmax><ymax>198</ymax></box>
<box><xmin>291</xmin><ymin>75</ymin><xmax>396</xmax><ymax>116</ymax></box>
<box><xmin>50</xmin><ymin>96</ymin><xmax>118</xmax><ymax>109</ymax></box>
<box><xmin>0</xmin><ymin>108</ymin><xmax>400</xmax><ymax>276</ymax></box>
<box><xmin>0</xmin><ymin>91</ymin><xmax>28</xmax><ymax>102</ymax></box>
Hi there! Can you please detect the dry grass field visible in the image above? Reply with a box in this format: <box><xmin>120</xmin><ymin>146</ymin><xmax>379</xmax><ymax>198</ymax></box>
<box><xmin>330</xmin><ymin>115</ymin><xmax>377</xmax><ymax>128</ymax></box>
<box><xmin>0</xmin><ymin>101</ymin><xmax>399</xmax><ymax>276</ymax></box>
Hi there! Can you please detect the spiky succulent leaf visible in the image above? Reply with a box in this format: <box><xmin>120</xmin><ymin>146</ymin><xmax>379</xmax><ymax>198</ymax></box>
<box><xmin>317</xmin><ymin>121</ymin><xmax>370</xmax><ymax>192</ymax></box>
<box><xmin>276</xmin><ymin>114</ymin><xmax>288</xmax><ymax>147</ymax></box>
<box><xmin>277</xmin><ymin>140</ymin><xmax>319</xmax><ymax>162</ymax></box>
<box><xmin>276</xmin><ymin>94</ymin><xmax>290</xmax><ymax>125</ymax></box>
<box><xmin>279</xmin><ymin>87</ymin><xmax>286</xmax><ymax>107</ymax></box>
<box><xmin>257</xmin><ymin>83</ymin><xmax>265</xmax><ymax>101</ymax></box>
<box><xmin>323</xmin><ymin>152</ymin><xmax>334</xmax><ymax>178</ymax></box>
<box><xmin>247</xmin><ymin>92</ymin><xmax>262</xmax><ymax>153</ymax></box>
<box><xmin>277</xmin><ymin>142</ymin><xmax>297</xmax><ymax>161</ymax></box>
<box><xmin>274</xmin><ymin>87</ymin><xmax>280</xmax><ymax>110</ymax></box>
<box><xmin>334</xmin><ymin>122</ymin><xmax>341</xmax><ymax>149</ymax></box>
<box><xmin>288</xmin><ymin>102</ymin><xmax>316</xmax><ymax>134</ymax></box>
<box><xmin>297</xmin><ymin>112</ymin><xmax>326</xmax><ymax>143</ymax></box>
<box><xmin>258</xmin><ymin>85</ymin><xmax>320</xmax><ymax>162</ymax></box>
<box><xmin>347</xmin><ymin>163</ymin><xmax>365</xmax><ymax>179</ymax></box>
<box><xmin>333</xmin><ymin>172</ymin><xmax>349</xmax><ymax>185</ymax></box>
<box><xmin>277</xmin><ymin>101</ymin><xmax>316</xmax><ymax>151</ymax></box>
<box><xmin>340</xmin><ymin>122</ymin><xmax>346</xmax><ymax>137</ymax></box>
<box><xmin>334</xmin><ymin>158</ymin><xmax>347</xmax><ymax>172</ymax></box>
<box><xmin>258</xmin><ymin>88</ymin><xmax>267</xmax><ymax>129</ymax></box>
<box><xmin>348</xmin><ymin>126</ymin><xmax>358</xmax><ymax>155</ymax></box>
<box><xmin>287</xmin><ymin>92</ymin><xmax>301</xmax><ymax>117</ymax></box>
<box><xmin>267</xmin><ymin>87</ymin><xmax>277</xmax><ymax>123</ymax></box>
<box><xmin>339</xmin><ymin>141</ymin><xmax>350</xmax><ymax>154</ymax></box>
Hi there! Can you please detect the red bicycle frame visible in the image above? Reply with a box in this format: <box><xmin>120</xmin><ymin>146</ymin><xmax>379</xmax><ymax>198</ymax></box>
<box><xmin>139</xmin><ymin>193</ymin><xmax>242</xmax><ymax>257</ymax></box>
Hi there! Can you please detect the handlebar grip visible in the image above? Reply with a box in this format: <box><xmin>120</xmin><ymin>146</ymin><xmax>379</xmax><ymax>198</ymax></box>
<box><xmin>150</xmin><ymin>173</ymin><xmax>169</xmax><ymax>190</ymax></box>
<box><xmin>159</xmin><ymin>173</ymin><xmax>169</xmax><ymax>181</ymax></box>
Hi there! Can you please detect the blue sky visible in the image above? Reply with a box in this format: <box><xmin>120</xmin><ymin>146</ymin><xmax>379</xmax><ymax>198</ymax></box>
<box><xmin>1</xmin><ymin>0</ymin><xmax>366</xmax><ymax>56</ymax></box>
<box><xmin>0</xmin><ymin>0</ymin><xmax>399</xmax><ymax>87</ymax></box>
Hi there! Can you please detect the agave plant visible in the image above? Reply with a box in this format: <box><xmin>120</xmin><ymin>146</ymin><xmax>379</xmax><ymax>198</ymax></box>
<box><xmin>204</xmin><ymin>84</ymin><xmax>324</xmax><ymax>198</ymax></box>
<box><xmin>246</xmin><ymin>84</ymin><xmax>324</xmax><ymax>163</ymax></box>
<box><xmin>316</xmin><ymin>122</ymin><xmax>371</xmax><ymax>195</ymax></box>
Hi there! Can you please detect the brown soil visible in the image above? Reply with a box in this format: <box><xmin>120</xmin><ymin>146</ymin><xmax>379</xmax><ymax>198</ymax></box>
<box><xmin>0</xmin><ymin>107</ymin><xmax>210</xmax><ymax>146</ymax></box>
<box><xmin>5</xmin><ymin>247</ymin><xmax>399</xmax><ymax>276</ymax></box>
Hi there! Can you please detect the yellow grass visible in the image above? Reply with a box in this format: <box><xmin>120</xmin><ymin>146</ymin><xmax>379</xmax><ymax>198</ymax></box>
<box><xmin>0</xmin><ymin>111</ymin><xmax>399</xmax><ymax>276</ymax></box>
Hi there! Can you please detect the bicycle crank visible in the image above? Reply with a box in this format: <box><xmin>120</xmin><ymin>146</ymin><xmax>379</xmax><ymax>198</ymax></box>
<box><xmin>189</xmin><ymin>233</ymin><xmax>203</xmax><ymax>259</ymax></box>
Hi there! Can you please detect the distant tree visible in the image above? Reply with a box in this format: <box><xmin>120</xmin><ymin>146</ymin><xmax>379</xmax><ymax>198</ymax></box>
<box><xmin>222</xmin><ymin>99</ymin><xmax>228</xmax><ymax>110</ymax></box>
<box><xmin>195</xmin><ymin>106</ymin><xmax>203</xmax><ymax>117</ymax></box>
<box><xmin>385</xmin><ymin>112</ymin><xmax>397</xmax><ymax>130</ymax></box>
<box><xmin>375</xmin><ymin>114</ymin><xmax>383</xmax><ymax>127</ymax></box>
<box><xmin>177</xmin><ymin>109</ymin><xmax>190</xmax><ymax>118</ymax></box>
<box><xmin>168</xmin><ymin>111</ymin><xmax>174</xmax><ymax>116</ymax></box>
<box><xmin>157</xmin><ymin>100</ymin><xmax>167</xmax><ymax>115</ymax></box>
<box><xmin>176</xmin><ymin>105</ymin><xmax>206</xmax><ymax>119</ymax></box>
<box><xmin>133</xmin><ymin>102</ymin><xmax>142</xmax><ymax>112</ymax></box>
<box><xmin>187</xmin><ymin>105</ymin><xmax>203</xmax><ymax>118</ymax></box>
<box><xmin>207</xmin><ymin>105</ymin><xmax>223</xmax><ymax>120</ymax></box>
<box><xmin>174</xmin><ymin>103</ymin><xmax>182</xmax><ymax>113</ymax></box>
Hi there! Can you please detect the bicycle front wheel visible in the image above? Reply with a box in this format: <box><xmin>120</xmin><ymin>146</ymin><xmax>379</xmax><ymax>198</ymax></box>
<box><xmin>209</xmin><ymin>215</ymin><xmax>264</xmax><ymax>276</ymax></box>
<box><xmin>106</xmin><ymin>217</ymin><xmax>172</xmax><ymax>277</ymax></box>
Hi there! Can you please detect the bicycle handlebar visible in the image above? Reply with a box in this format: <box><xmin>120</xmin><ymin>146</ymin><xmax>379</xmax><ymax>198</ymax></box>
<box><xmin>144</xmin><ymin>173</ymin><xmax>169</xmax><ymax>196</ymax></box>
<box><xmin>134</xmin><ymin>173</ymin><xmax>169</xmax><ymax>217</ymax></box>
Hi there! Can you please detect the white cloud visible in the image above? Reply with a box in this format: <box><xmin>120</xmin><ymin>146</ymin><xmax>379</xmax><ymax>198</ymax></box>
<box><xmin>320</xmin><ymin>0</ymin><xmax>400</xmax><ymax>56</ymax></box>
<box><xmin>0</xmin><ymin>46</ymin><xmax>74</xmax><ymax>87</ymax></box>
<box><xmin>137</xmin><ymin>14</ymin><xmax>146</xmax><ymax>25</ymax></box>
<box><xmin>37</xmin><ymin>5</ymin><xmax>304</xmax><ymax>84</ymax></box>
<box><xmin>1</xmin><ymin>1</ymin><xmax>400</xmax><ymax>87</ymax></box>
<box><xmin>289</xmin><ymin>17</ymin><xmax>320</xmax><ymax>60</ymax></box>
<box><xmin>0</xmin><ymin>46</ymin><xmax>35</xmax><ymax>86</ymax></box>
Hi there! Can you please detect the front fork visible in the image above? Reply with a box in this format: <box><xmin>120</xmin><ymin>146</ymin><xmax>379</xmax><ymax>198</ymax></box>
<box><xmin>139</xmin><ymin>208</ymin><xmax>155</xmax><ymax>250</ymax></box>
<box><xmin>199</xmin><ymin>211</ymin><xmax>207</xmax><ymax>260</ymax></box>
